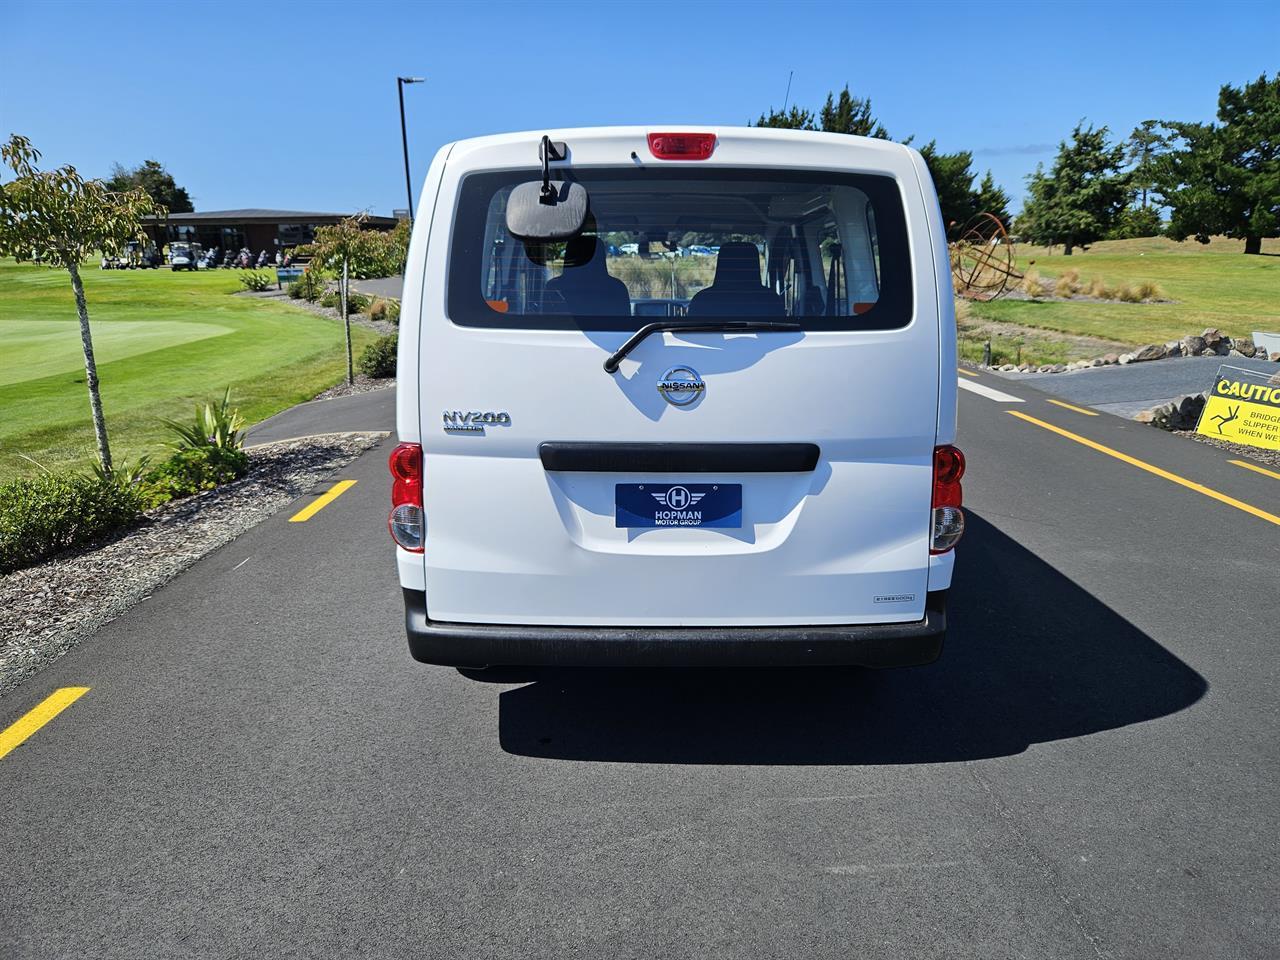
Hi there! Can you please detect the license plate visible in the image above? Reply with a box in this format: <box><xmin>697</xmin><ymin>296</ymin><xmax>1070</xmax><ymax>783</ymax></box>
<box><xmin>615</xmin><ymin>483</ymin><xmax>742</xmax><ymax>528</ymax></box>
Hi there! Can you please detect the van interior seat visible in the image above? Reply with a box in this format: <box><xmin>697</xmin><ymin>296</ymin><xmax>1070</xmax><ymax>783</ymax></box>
<box><xmin>687</xmin><ymin>241</ymin><xmax>785</xmax><ymax>318</ymax></box>
<box><xmin>544</xmin><ymin>236</ymin><xmax>631</xmax><ymax>316</ymax></box>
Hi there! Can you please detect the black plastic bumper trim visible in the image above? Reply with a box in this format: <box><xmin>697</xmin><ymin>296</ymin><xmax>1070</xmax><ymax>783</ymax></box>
<box><xmin>538</xmin><ymin>441</ymin><xmax>820</xmax><ymax>473</ymax></box>
<box><xmin>403</xmin><ymin>589</ymin><xmax>945</xmax><ymax>668</ymax></box>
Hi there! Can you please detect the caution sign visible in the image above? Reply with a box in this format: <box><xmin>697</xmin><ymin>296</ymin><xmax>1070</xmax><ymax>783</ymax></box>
<box><xmin>1195</xmin><ymin>365</ymin><xmax>1280</xmax><ymax>450</ymax></box>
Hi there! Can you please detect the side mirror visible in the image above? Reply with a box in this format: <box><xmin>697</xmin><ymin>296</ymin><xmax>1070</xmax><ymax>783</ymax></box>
<box><xmin>504</xmin><ymin>180</ymin><xmax>589</xmax><ymax>241</ymax></box>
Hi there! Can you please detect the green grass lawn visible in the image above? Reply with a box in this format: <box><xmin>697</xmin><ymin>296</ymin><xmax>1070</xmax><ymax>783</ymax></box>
<box><xmin>0</xmin><ymin>262</ymin><xmax>377</xmax><ymax>480</ymax></box>
<box><xmin>968</xmin><ymin>236</ymin><xmax>1280</xmax><ymax>349</ymax></box>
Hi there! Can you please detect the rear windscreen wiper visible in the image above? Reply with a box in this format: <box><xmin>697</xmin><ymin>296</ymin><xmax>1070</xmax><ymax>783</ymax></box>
<box><xmin>603</xmin><ymin>320</ymin><xmax>802</xmax><ymax>374</ymax></box>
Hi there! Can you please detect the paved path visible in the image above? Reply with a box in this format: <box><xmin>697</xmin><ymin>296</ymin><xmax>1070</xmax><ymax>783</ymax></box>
<box><xmin>245</xmin><ymin>387</ymin><xmax>395</xmax><ymax>446</ymax></box>
<box><xmin>351</xmin><ymin>276</ymin><xmax>403</xmax><ymax>300</ymax></box>
<box><xmin>996</xmin><ymin>354</ymin><xmax>1278</xmax><ymax>417</ymax></box>
<box><xmin>2</xmin><ymin>371</ymin><xmax>1278</xmax><ymax>958</ymax></box>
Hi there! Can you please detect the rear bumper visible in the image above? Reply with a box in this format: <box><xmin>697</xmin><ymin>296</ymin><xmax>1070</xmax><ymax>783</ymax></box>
<box><xmin>403</xmin><ymin>589</ymin><xmax>945</xmax><ymax>668</ymax></box>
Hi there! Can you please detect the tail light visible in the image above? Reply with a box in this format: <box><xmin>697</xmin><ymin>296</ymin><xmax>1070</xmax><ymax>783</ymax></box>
<box><xmin>647</xmin><ymin>132</ymin><xmax>716</xmax><ymax>160</ymax></box>
<box><xmin>930</xmin><ymin>445</ymin><xmax>965</xmax><ymax>554</ymax></box>
<box><xmin>388</xmin><ymin>442</ymin><xmax>424</xmax><ymax>552</ymax></box>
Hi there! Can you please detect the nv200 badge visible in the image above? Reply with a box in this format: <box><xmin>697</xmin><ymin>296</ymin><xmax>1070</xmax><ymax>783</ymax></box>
<box><xmin>442</xmin><ymin>410</ymin><xmax>510</xmax><ymax>434</ymax></box>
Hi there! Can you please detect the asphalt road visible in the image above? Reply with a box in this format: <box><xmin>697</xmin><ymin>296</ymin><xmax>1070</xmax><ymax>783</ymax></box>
<box><xmin>3</xmin><ymin>371</ymin><xmax>1278</xmax><ymax>959</ymax></box>
<box><xmin>1003</xmin><ymin>354</ymin><xmax>1279</xmax><ymax>418</ymax></box>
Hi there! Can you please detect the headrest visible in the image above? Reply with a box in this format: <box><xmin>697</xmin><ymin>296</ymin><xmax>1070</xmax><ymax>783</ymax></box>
<box><xmin>712</xmin><ymin>241</ymin><xmax>763</xmax><ymax>288</ymax></box>
<box><xmin>562</xmin><ymin>235</ymin><xmax>604</xmax><ymax>270</ymax></box>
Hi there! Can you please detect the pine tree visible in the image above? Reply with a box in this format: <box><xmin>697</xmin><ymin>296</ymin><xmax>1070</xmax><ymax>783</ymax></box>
<box><xmin>1019</xmin><ymin>123</ymin><xmax>1129</xmax><ymax>254</ymax></box>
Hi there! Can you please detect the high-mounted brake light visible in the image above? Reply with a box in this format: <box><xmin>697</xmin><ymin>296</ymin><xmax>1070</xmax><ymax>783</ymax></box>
<box><xmin>930</xmin><ymin>445</ymin><xmax>966</xmax><ymax>554</ymax></box>
<box><xmin>647</xmin><ymin>132</ymin><xmax>716</xmax><ymax>160</ymax></box>
<box><xmin>388</xmin><ymin>442</ymin><xmax>424</xmax><ymax>552</ymax></box>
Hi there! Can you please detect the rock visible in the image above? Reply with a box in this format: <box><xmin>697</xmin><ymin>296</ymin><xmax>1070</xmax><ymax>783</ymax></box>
<box><xmin>1051</xmin><ymin>364</ymin><xmax>1067</xmax><ymax>373</ymax></box>
<box><xmin>1202</xmin><ymin>327</ymin><xmax>1225</xmax><ymax>348</ymax></box>
<box><xmin>1165</xmin><ymin>341</ymin><xmax>1182</xmax><ymax>358</ymax></box>
<box><xmin>1140</xmin><ymin>393</ymin><xmax>1206</xmax><ymax>431</ymax></box>
<box><xmin>1234</xmin><ymin>337</ymin><xmax>1257</xmax><ymax>358</ymax></box>
<box><xmin>1181</xmin><ymin>335</ymin><xmax>1206</xmax><ymax>356</ymax></box>
<box><xmin>1214</xmin><ymin>341</ymin><xmax>1231</xmax><ymax>356</ymax></box>
<box><xmin>1018</xmin><ymin>364</ymin><xmax>1032</xmax><ymax>372</ymax></box>
<box><xmin>999</xmin><ymin>363</ymin><xmax>1017</xmax><ymax>372</ymax></box>
<box><xmin>1102</xmin><ymin>353</ymin><xmax>1120</xmax><ymax>365</ymax></box>
<box><xmin>1037</xmin><ymin>364</ymin><xmax>1053</xmax><ymax>373</ymax></box>
<box><xmin>1132</xmin><ymin>343</ymin><xmax>1167</xmax><ymax>362</ymax></box>
<box><xmin>1090</xmin><ymin>358</ymin><xmax>1105</xmax><ymax>366</ymax></box>
<box><xmin>1271</xmin><ymin>352</ymin><xmax>1280</xmax><ymax>363</ymax></box>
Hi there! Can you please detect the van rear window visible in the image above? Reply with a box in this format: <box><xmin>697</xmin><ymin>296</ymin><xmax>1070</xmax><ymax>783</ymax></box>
<box><xmin>447</xmin><ymin>168</ymin><xmax>912</xmax><ymax>331</ymax></box>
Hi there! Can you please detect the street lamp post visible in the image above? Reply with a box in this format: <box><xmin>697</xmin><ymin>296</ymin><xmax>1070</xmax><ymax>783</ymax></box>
<box><xmin>397</xmin><ymin>76</ymin><xmax>425</xmax><ymax>222</ymax></box>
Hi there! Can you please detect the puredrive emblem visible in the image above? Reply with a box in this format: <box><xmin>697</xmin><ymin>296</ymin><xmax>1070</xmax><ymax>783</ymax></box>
<box><xmin>657</xmin><ymin>365</ymin><xmax>704</xmax><ymax>407</ymax></box>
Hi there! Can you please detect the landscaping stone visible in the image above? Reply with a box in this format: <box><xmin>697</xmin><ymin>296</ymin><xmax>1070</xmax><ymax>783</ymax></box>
<box><xmin>1139</xmin><ymin>393</ymin><xmax>1206</xmax><ymax>431</ymax></box>
<box><xmin>1164</xmin><ymin>341</ymin><xmax>1182</xmax><ymax>358</ymax></box>
<box><xmin>1132</xmin><ymin>343</ymin><xmax>1167</xmax><ymax>363</ymax></box>
<box><xmin>1181</xmin><ymin>335</ymin><xmax>1206</xmax><ymax>356</ymax></box>
<box><xmin>1233</xmin><ymin>337</ymin><xmax>1257</xmax><ymax>358</ymax></box>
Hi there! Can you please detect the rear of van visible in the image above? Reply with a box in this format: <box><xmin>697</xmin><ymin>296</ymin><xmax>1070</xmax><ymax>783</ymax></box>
<box><xmin>390</xmin><ymin>126</ymin><xmax>963</xmax><ymax>668</ymax></box>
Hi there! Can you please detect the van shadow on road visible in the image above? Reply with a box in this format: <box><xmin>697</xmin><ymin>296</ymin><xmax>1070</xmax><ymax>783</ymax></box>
<box><xmin>494</xmin><ymin>514</ymin><xmax>1207</xmax><ymax>764</ymax></box>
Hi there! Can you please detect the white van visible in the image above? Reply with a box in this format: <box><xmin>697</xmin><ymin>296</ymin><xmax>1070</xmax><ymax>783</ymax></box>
<box><xmin>389</xmin><ymin>126</ymin><xmax>963</xmax><ymax>668</ymax></box>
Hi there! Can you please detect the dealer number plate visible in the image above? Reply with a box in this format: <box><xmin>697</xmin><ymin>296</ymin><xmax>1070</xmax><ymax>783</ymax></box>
<box><xmin>615</xmin><ymin>483</ymin><xmax>742</xmax><ymax>528</ymax></box>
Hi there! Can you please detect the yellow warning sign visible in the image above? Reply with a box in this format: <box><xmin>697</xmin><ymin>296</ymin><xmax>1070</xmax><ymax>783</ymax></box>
<box><xmin>1196</xmin><ymin>366</ymin><xmax>1280</xmax><ymax>450</ymax></box>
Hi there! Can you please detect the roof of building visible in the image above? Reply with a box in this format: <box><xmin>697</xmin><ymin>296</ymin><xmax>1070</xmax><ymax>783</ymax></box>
<box><xmin>143</xmin><ymin>209</ymin><xmax>399</xmax><ymax>225</ymax></box>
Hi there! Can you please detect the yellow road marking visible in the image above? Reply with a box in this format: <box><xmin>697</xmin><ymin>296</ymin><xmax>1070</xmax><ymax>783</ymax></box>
<box><xmin>288</xmin><ymin>480</ymin><xmax>357</xmax><ymax>522</ymax></box>
<box><xmin>957</xmin><ymin>368</ymin><xmax>979</xmax><ymax>378</ymax></box>
<box><xmin>0</xmin><ymin>687</ymin><xmax>90</xmax><ymax>760</ymax></box>
<box><xmin>1045</xmin><ymin>398</ymin><xmax>1099</xmax><ymax>417</ymax></box>
<box><xmin>1007</xmin><ymin>411</ymin><xmax>1280</xmax><ymax>527</ymax></box>
<box><xmin>1230</xmin><ymin>459</ymin><xmax>1280</xmax><ymax>481</ymax></box>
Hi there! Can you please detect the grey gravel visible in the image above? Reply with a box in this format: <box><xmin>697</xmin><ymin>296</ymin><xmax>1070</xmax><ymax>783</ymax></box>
<box><xmin>311</xmin><ymin>376</ymin><xmax>394</xmax><ymax>401</ymax></box>
<box><xmin>0</xmin><ymin>432</ymin><xmax>387</xmax><ymax>699</ymax></box>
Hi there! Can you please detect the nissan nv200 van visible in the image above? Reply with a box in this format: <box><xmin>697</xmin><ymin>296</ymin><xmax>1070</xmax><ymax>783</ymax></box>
<box><xmin>389</xmin><ymin>126</ymin><xmax>963</xmax><ymax>668</ymax></box>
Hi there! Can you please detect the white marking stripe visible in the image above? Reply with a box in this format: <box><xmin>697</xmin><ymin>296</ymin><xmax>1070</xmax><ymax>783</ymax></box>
<box><xmin>959</xmin><ymin>379</ymin><xmax>1025</xmax><ymax>403</ymax></box>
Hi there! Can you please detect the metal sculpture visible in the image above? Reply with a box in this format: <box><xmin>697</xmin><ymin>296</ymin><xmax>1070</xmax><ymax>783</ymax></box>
<box><xmin>950</xmin><ymin>213</ymin><xmax>1023</xmax><ymax>301</ymax></box>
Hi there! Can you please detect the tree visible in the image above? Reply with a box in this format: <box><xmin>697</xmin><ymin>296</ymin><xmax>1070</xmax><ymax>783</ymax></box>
<box><xmin>1124</xmin><ymin>120</ymin><xmax>1169</xmax><ymax>209</ymax></box>
<box><xmin>1019</xmin><ymin>123</ymin><xmax>1129</xmax><ymax>254</ymax></box>
<box><xmin>818</xmin><ymin>86</ymin><xmax>889</xmax><ymax>139</ymax></box>
<box><xmin>918</xmin><ymin>141</ymin><xmax>977</xmax><ymax>229</ymax></box>
<box><xmin>753</xmin><ymin>105</ymin><xmax>815</xmax><ymax>130</ymax></box>
<box><xmin>299</xmin><ymin>214</ymin><xmax>386</xmax><ymax>385</ymax></box>
<box><xmin>755</xmin><ymin>85</ymin><xmax>889</xmax><ymax>138</ymax></box>
<box><xmin>107</xmin><ymin>159</ymin><xmax>193</xmax><ymax>213</ymax></box>
<box><xmin>973</xmin><ymin>171</ymin><xmax>1012</xmax><ymax>228</ymax></box>
<box><xmin>0</xmin><ymin>135</ymin><xmax>163</xmax><ymax>471</ymax></box>
<box><xmin>1154</xmin><ymin>73</ymin><xmax>1279</xmax><ymax>255</ymax></box>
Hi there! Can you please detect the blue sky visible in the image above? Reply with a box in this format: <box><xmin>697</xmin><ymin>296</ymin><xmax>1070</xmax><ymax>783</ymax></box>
<box><xmin>2</xmin><ymin>0</ymin><xmax>1276</xmax><ymax>215</ymax></box>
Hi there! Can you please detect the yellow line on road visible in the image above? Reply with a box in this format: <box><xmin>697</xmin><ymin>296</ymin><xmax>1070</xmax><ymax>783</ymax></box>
<box><xmin>957</xmin><ymin>368</ymin><xmax>979</xmax><ymax>378</ymax></box>
<box><xmin>0</xmin><ymin>687</ymin><xmax>90</xmax><ymax>760</ymax></box>
<box><xmin>289</xmin><ymin>480</ymin><xmax>357</xmax><ymax>523</ymax></box>
<box><xmin>1230</xmin><ymin>459</ymin><xmax>1280</xmax><ymax>481</ymax></box>
<box><xmin>1007</xmin><ymin>411</ymin><xmax>1280</xmax><ymax>527</ymax></box>
<box><xmin>1045</xmin><ymin>398</ymin><xmax>1099</xmax><ymax>417</ymax></box>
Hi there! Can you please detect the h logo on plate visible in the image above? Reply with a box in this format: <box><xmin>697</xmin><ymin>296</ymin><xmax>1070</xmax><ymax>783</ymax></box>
<box><xmin>652</xmin><ymin>485</ymin><xmax>704</xmax><ymax>509</ymax></box>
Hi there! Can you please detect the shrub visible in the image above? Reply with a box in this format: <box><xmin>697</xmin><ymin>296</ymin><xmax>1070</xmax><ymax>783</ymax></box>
<box><xmin>287</xmin><ymin>272</ymin><xmax>325</xmax><ymax>301</ymax></box>
<box><xmin>0</xmin><ymin>473</ymin><xmax>143</xmax><ymax>573</ymax></box>
<box><xmin>1114</xmin><ymin>283</ymin><xmax>1142</xmax><ymax>303</ymax></box>
<box><xmin>238</xmin><ymin>271</ymin><xmax>274</xmax><ymax>292</ymax></box>
<box><xmin>1021</xmin><ymin>269</ymin><xmax>1048</xmax><ymax>298</ymax></box>
<box><xmin>1086</xmin><ymin>277</ymin><xmax>1112</xmax><ymax>299</ymax></box>
<box><xmin>385</xmin><ymin>299</ymin><xmax>400</xmax><ymax>324</ymax></box>
<box><xmin>138</xmin><ymin>447</ymin><xmax>249</xmax><ymax>508</ymax></box>
<box><xmin>163</xmin><ymin>388</ymin><xmax>246</xmax><ymax>452</ymax></box>
<box><xmin>1134</xmin><ymin>280</ymin><xmax>1165</xmax><ymax>301</ymax></box>
<box><xmin>358</xmin><ymin>333</ymin><xmax>398</xmax><ymax>378</ymax></box>
<box><xmin>320</xmin><ymin>289</ymin><xmax>370</xmax><ymax>314</ymax></box>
